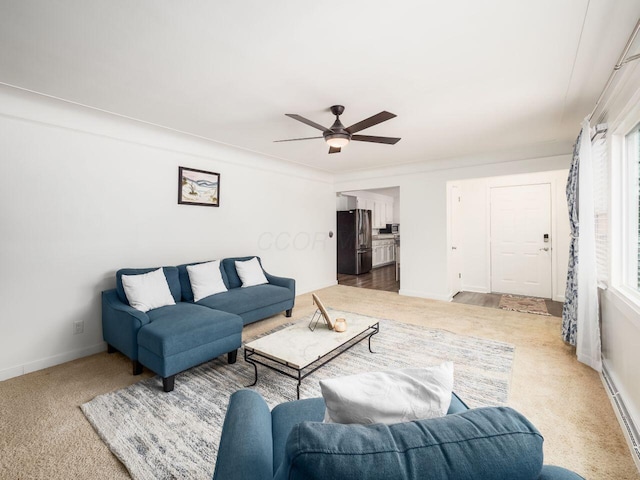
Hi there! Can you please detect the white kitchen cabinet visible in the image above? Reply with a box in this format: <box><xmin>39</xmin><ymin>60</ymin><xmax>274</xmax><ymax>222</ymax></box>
<box><xmin>373</xmin><ymin>245</ymin><xmax>382</xmax><ymax>267</ymax></box>
<box><xmin>385</xmin><ymin>203</ymin><xmax>394</xmax><ymax>225</ymax></box>
<box><xmin>372</xmin><ymin>238</ymin><xmax>396</xmax><ymax>267</ymax></box>
<box><xmin>372</xmin><ymin>200</ymin><xmax>393</xmax><ymax>229</ymax></box>
<box><xmin>336</xmin><ymin>194</ymin><xmax>357</xmax><ymax>211</ymax></box>
<box><xmin>387</xmin><ymin>243</ymin><xmax>395</xmax><ymax>262</ymax></box>
<box><xmin>373</xmin><ymin>201</ymin><xmax>382</xmax><ymax>228</ymax></box>
<box><xmin>354</xmin><ymin>195</ymin><xmax>393</xmax><ymax>229</ymax></box>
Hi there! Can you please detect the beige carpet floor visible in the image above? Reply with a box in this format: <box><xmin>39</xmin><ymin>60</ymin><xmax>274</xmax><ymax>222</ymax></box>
<box><xmin>0</xmin><ymin>285</ymin><xmax>638</xmax><ymax>479</ymax></box>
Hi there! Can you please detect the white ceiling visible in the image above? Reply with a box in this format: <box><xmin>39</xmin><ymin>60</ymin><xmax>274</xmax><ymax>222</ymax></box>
<box><xmin>1</xmin><ymin>1</ymin><xmax>639</xmax><ymax>173</ymax></box>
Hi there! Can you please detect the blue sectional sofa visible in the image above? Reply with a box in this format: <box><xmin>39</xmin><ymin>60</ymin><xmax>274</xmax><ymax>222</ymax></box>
<box><xmin>102</xmin><ymin>257</ymin><xmax>295</xmax><ymax>392</ymax></box>
<box><xmin>214</xmin><ymin>389</ymin><xmax>584</xmax><ymax>480</ymax></box>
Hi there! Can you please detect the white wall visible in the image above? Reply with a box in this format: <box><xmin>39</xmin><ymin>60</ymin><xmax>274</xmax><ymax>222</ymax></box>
<box><xmin>335</xmin><ymin>154</ymin><xmax>572</xmax><ymax>300</ymax></box>
<box><xmin>453</xmin><ymin>170</ymin><xmax>570</xmax><ymax>301</ymax></box>
<box><xmin>0</xmin><ymin>85</ymin><xmax>337</xmax><ymax>381</ymax></box>
<box><xmin>596</xmin><ymin>57</ymin><xmax>640</xmax><ymax>440</ymax></box>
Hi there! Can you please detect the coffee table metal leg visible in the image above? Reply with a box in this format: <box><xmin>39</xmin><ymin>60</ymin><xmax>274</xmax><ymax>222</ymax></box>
<box><xmin>296</xmin><ymin>371</ymin><xmax>302</xmax><ymax>400</ymax></box>
<box><xmin>244</xmin><ymin>349</ymin><xmax>258</xmax><ymax>387</ymax></box>
<box><xmin>368</xmin><ymin>323</ymin><xmax>380</xmax><ymax>353</ymax></box>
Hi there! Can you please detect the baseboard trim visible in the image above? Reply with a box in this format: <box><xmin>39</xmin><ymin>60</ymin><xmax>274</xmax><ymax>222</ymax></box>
<box><xmin>301</xmin><ymin>280</ymin><xmax>338</xmax><ymax>295</ymax></box>
<box><xmin>399</xmin><ymin>289</ymin><xmax>451</xmax><ymax>302</ymax></box>
<box><xmin>0</xmin><ymin>283</ymin><xmax>340</xmax><ymax>383</ymax></box>
<box><xmin>0</xmin><ymin>342</ymin><xmax>107</xmax><ymax>382</ymax></box>
<box><xmin>461</xmin><ymin>286</ymin><xmax>490</xmax><ymax>294</ymax></box>
<box><xmin>601</xmin><ymin>364</ymin><xmax>640</xmax><ymax>473</ymax></box>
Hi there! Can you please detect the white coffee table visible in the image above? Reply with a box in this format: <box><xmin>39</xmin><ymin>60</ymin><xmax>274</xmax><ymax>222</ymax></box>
<box><xmin>244</xmin><ymin>316</ymin><xmax>379</xmax><ymax>399</ymax></box>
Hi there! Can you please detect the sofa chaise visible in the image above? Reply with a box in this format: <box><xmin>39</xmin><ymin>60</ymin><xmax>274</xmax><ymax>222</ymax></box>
<box><xmin>102</xmin><ymin>256</ymin><xmax>294</xmax><ymax>392</ymax></box>
<box><xmin>214</xmin><ymin>389</ymin><xmax>584</xmax><ymax>480</ymax></box>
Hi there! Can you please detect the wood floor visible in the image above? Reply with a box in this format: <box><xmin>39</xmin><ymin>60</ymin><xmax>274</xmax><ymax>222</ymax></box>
<box><xmin>451</xmin><ymin>291</ymin><xmax>564</xmax><ymax>317</ymax></box>
<box><xmin>337</xmin><ymin>268</ymin><xmax>563</xmax><ymax>317</ymax></box>
<box><xmin>337</xmin><ymin>264</ymin><xmax>399</xmax><ymax>293</ymax></box>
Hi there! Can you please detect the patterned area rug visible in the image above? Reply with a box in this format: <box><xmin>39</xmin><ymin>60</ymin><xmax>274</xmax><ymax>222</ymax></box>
<box><xmin>499</xmin><ymin>294</ymin><xmax>551</xmax><ymax>316</ymax></box>
<box><xmin>81</xmin><ymin>310</ymin><xmax>515</xmax><ymax>480</ymax></box>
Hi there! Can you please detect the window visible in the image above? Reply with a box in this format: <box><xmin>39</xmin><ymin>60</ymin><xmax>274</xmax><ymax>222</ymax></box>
<box><xmin>623</xmin><ymin>123</ymin><xmax>640</xmax><ymax>291</ymax></box>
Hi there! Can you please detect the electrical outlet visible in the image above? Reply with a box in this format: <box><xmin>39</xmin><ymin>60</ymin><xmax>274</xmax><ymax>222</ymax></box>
<box><xmin>73</xmin><ymin>320</ymin><xmax>84</xmax><ymax>335</ymax></box>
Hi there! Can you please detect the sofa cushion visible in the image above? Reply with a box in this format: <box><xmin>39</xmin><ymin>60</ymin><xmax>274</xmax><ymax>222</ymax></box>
<box><xmin>116</xmin><ymin>267</ymin><xmax>181</xmax><ymax>305</ymax></box>
<box><xmin>196</xmin><ymin>284</ymin><xmax>292</xmax><ymax>315</ymax></box>
<box><xmin>274</xmin><ymin>406</ymin><xmax>544</xmax><ymax>480</ymax></box>
<box><xmin>222</xmin><ymin>256</ymin><xmax>264</xmax><ymax>289</ymax></box>
<box><xmin>121</xmin><ymin>268</ymin><xmax>176</xmax><ymax>313</ymax></box>
<box><xmin>236</xmin><ymin>257</ymin><xmax>269</xmax><ymax>287</ymax></box>
<box><xmin>178</xmin><ymin>261</ymin><xmax>231</xmax><ymax>302</ymax></box>
<box><xmin>139</xmin><ymin>303</ymin><xmax>242</xmax><ymax>357</ymax></box>
<box><xmin>187</xmin><ymin>260</ymin><xmax>228</xmax><ymax>302</ymax></box>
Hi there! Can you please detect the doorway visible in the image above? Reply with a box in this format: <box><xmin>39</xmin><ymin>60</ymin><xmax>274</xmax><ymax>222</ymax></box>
<box><xmin>490</xmin><ymin>184</ymin><xmax>552</xmax><ymax>298</ymax></box>
<box><xmin>449</xmin><ymin>184</ymin><xmax>462</xmax><ymax>294</ymax></box>
<box><xmin>336</xmin><ymin>186</ymin><xmax>400</xmax><ymax>293</ymax></box>
<box><xmin>446</xmin><ymin>170</ymin><xmax>569</xmax><ymax>302</ymax></box>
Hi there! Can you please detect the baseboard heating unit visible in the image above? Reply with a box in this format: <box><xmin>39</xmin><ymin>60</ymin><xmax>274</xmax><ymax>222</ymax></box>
<box><xmin>602</xmin><ymin>365</ymin><xmax>640</xmax><ymax>471</ymax></box>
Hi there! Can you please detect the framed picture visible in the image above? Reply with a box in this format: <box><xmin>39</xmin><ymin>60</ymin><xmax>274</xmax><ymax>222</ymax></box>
<box><xmin>178</xmin><ymin>166</ymin><xmax>220</xmax><ymax>207</ymax></box>
<box><xmin>312</xmin><ymin>293</ymin><xmax>334</xmax><ymax>330</ymax></box>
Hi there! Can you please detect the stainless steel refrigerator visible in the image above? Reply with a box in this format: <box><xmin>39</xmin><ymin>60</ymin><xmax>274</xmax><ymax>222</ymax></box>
<box><xmin>337</xmin><ymin>209</ymin><xmax>372</xmax><ymax>275</ymax></box>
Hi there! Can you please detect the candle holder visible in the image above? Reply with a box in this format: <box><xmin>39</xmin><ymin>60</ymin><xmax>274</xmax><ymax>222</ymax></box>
<box><xmin>334</xmin><ymin>318</ymin><xmax>347</xmax><ymax>332</ymax></box>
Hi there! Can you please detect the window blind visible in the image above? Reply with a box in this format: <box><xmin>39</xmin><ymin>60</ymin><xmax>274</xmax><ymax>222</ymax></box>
<box><xmin>591</xmin><ymin>125</ymin><xmax>609</xmax><ymax>287</ymax></box>
<box><xmin>636</xmin><ymin>126</ymin><xmax>640</xmax><ymax>288</ymax></box>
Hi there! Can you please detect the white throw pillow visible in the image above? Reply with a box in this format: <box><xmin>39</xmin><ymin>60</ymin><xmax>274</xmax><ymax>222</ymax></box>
<box><xmin>187</xmin><ymin>260</ymin><xmax>228</xmax><ymax>302</ymax></box>
<box><xmin>121</xmin><ymin>268</ymin><xmax>176</xmax><ymax>313</ymax></box>
<box><xmin>320</xmin><ymin>362</ymin><xmax>454</xmax><ymax>425</ymax></box>
<box><xmin>235</xmin><ymin>257</ymin><xmax>268</xmax><ymax>287</ymax></box>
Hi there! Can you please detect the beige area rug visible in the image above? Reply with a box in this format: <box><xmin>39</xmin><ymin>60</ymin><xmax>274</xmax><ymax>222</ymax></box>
<box><xmin>499</xmin><ymin>294</ymin><xmax>551</xmax><ymax>316</ymax></box>
<box><xmin>81</xmin><ymin>310</ymin><xmax>514</xmax><ymax>480</ymax></box>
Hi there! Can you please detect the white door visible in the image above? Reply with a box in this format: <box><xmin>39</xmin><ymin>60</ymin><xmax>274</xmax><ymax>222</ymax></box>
<box><xmin>490</xmin><ymin>184</ymin><xmax>552</xmax><ymax>298</ymax></box>
<box><xmin>449</xmin><ymin>185</ymin><xmax>462</xmax><ymax>295</ymax></box>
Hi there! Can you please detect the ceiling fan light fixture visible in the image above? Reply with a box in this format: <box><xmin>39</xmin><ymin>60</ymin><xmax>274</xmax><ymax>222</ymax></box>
<box><xmin>278</xmin><ymin>106</ymin><xmax>400</xmax><ymax>154</ymax></box>
<box><xmin>324</xmin><ymin>133</ymin><xmax>350</xmax><ymax>148</ymax></box>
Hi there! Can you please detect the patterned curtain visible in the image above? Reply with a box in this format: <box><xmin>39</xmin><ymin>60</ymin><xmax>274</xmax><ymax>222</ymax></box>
<box><xmin>562</xmin><ymin>131</ymin><xmax>580</xmax><ymax>345</ymax></box>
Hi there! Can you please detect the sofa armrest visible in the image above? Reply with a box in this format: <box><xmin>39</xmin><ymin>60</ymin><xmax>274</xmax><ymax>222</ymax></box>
<box><xmin>101</xmin><ymin>289</ymin><xmax>150</xmax><ymax>360</ymax></box>
<box><xmin>264</xmin><ymin>272</ymin><xmax>296</xmax><ymax>296</ymax></box>
<box><xmin>214</xmin><ymin>389</ymin><xmax>274</xmax><ymax>480</ymax></box>
<box><xmin>538</xmin><ymin>465</ymin><xmax>585</xmax><ymax>479</ymax></box>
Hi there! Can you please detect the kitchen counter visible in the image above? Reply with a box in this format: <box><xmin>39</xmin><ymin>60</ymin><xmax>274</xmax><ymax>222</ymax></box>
<box><xmin>373</xmin><ymin>234</ymin><xmax>399</xmax><ymax>240</ymax></box>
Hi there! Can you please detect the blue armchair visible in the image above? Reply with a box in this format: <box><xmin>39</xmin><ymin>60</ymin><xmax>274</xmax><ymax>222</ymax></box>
<box><xmin>213</xmin><ymin>389</ymin><xmax>584</xmax><ymax>480</ymax></box>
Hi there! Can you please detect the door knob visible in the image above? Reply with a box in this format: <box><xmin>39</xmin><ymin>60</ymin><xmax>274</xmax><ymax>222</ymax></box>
<box><xmin>451</xmin><ymin>246</ymin><xmax>457</xmax><ymax>250</ymax></box>
<box><xmin>539</xmin><ymin>247</ymin><xmax>549</xmax><ymax>251</ymax></box>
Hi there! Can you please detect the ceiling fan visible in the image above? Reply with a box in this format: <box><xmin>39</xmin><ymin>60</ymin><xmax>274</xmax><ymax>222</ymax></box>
<box><xmin>275</xmin><ymin>105</ymin><xmax>401</xmax><ymax>154</ymax></box>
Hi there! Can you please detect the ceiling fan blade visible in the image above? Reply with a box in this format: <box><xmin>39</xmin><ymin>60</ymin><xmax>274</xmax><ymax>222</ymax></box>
<box><xmin>274</xmin><ymin>136</ymin><xmax>323</xmax><ymax>143</ymax></box>
<box><xmin>285</xmin><ymin>114</ymin><xmax>330</xmax><ymax>132</ymax></box>
<box><xmin>346</xmin><ymin>111</ymin><xmax>396</xmax><ymax>134</ymax></box>
<box><xmin>351</xmin><ymin>134</ymin><xmax>401</xmax><ymax>145</ymax></box>
<box><xmin>328</xmin><ymin>146</ymin><xmax>341</xmax><ymax>154</ymax></box>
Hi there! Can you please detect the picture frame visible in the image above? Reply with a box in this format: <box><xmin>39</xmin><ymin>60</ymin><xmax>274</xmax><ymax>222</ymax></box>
<box><xmin>178</xmin><ymin>166</ymin><xmax>220</xmax><ymax>207</ymax></box>
<box><xmin>311</xmin><ymin>293</ymin><xmax>334</xmax><ymax>330</ymax></box>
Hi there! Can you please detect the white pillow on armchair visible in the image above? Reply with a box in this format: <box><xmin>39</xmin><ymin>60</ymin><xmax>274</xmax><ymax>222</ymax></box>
<box><xmin>320</xmin><ymin>362</ymin><xmax>454</xmax><ymax>425</ymax></box>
